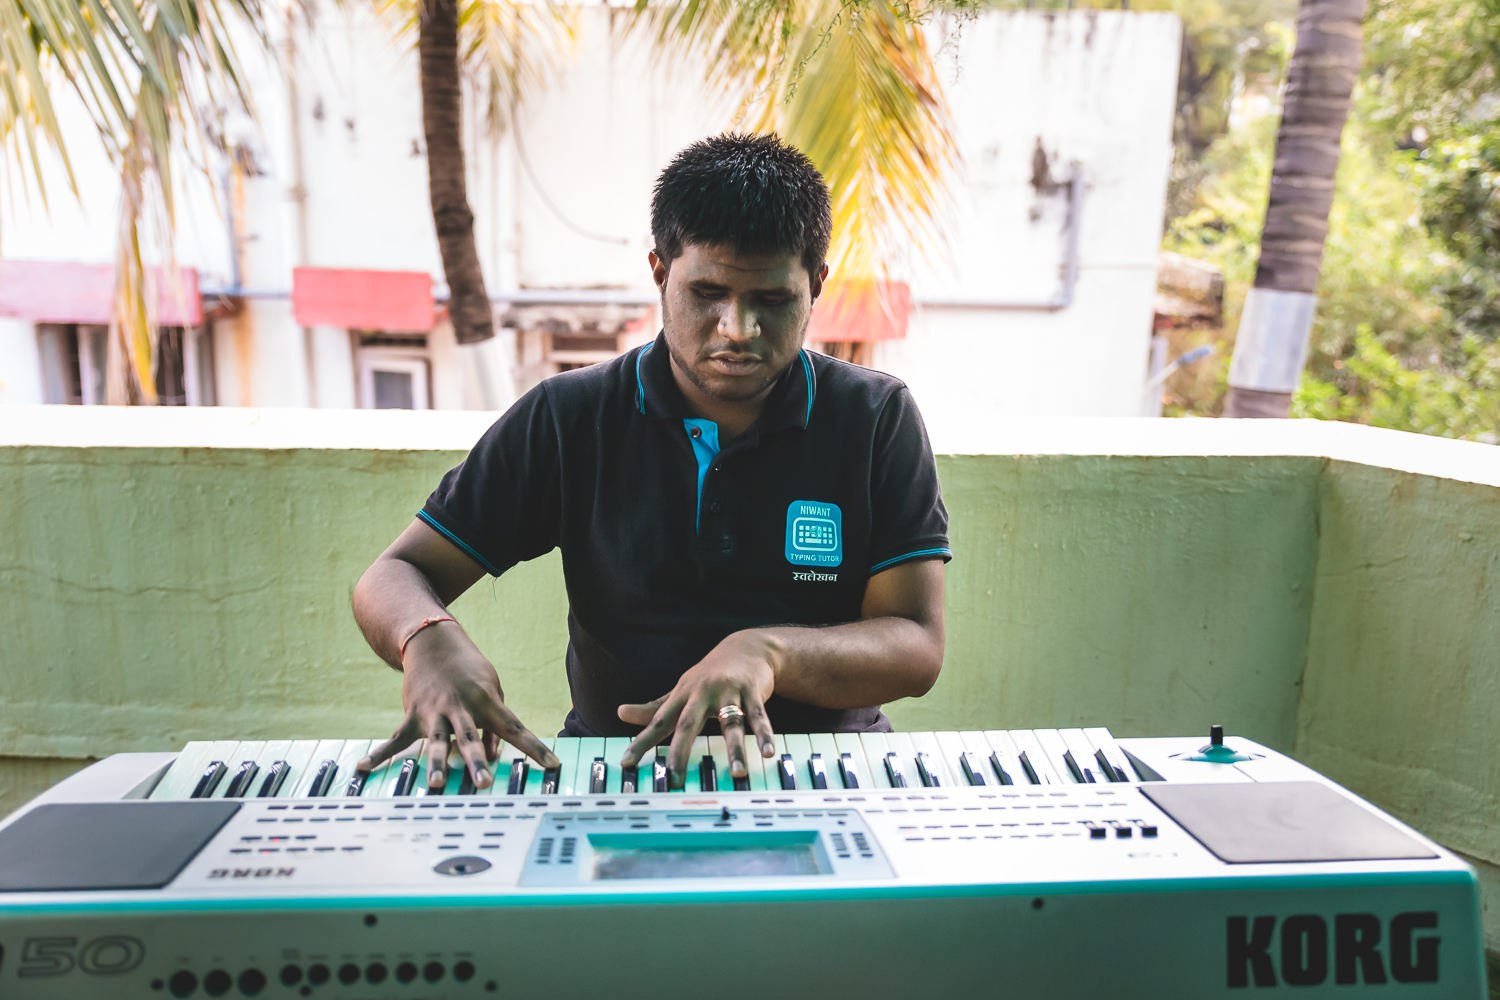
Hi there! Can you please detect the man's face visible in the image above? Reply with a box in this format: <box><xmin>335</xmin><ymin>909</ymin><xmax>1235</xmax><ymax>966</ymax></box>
<box><xmin>651</xmin><ymin>242</ymin><xmax>826</xmax><ymax>417</ymax></box>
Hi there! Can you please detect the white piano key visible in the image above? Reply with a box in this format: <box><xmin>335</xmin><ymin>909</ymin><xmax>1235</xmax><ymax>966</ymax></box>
<box><xmin>856</xmin><ymin>732</ymin><xmax>894</xmax><ymax>789</ymax></box>
<box><xmin>703</xmin><ymin>735</ymin><xmax>733</xmax><ymax>791</ymax></box>
<box><xmin>545</xmin><ymin>737</ymin><xmax>582</xmax><ymax>795</ymax></box>
<box><xmin>682</xmin><ymin>736</ymin><xmax>713</xmax><ymax>793</ymax></box>
<box><xmin>601</xmin><ymin>737</ymin><xmax>635</xmax><ymax>794</ymax></box>
<box><xmin>833</xmin><ymin>732</ymin><xmax>871</xmax><ymax>790</ymax></box>
<box><xmin>781</xmin><ymin>734</ymin><xmax>814</xmax><ymax>791</ymax></box>
<box><xmin>331</xmin><ymin>739</ymin><xmax>373</xmax><ymax>797</ymax></box>
<box><xmin>979</xmin><ymin>731</ymin><xmax>1028</xmax><ymax>785</ymax></box>
<box><xmin>214</xmin><ymin>741</ymin><xmax>266</xmax><ymax>798</ymax></box>
<box><xmin>368</xmin><ymin>739</ymin><xmax>423</xmax><ymax>797</ymax></box>
<box><xmin>1081</xmin><ymin>726</ymin><xmax>1133</xmax><ymax>783</ymax></box>
<box><xmin>933</xmin><ymin>731</ymin><xmax>976</xmax><ymax>785</ymax></box>
<box><xmin>908</xmin><ymin>731</ymin><xmax>958</xmax><ymax>787</ymax></box>
<box><xmin>882</xmin><ymin>733</ymin><xmax>921</xmax><ymax>788</ymax></box>
<box><xmin>1004</xmin><ymin>730</ymin><xmax>1063</xmax><ymax>784</ymax></box>
<box><xmin>1032</xmin><ymin>729</ymin><xmax>1089</xmax><ymax>784</ymax></box>
<box><xmin>1058</xmin><ymin>728</ymin><xmax>1107</xmax><ymax>784</ymax></box>
<box><xmin>807</xmin><ymin>733</ymin><xmax>843</xmax><ymax>789</ymax></box>
<box><xmin>741</xmin><ymin>733</ymin><xmax>770</xmax><ymax>791</ymax></box>
<box><xmin>150</xmin><ymin>740</ymin><xmax>237</xmax><ymax>799</ymax></box>
<box><xmin>570</xmin><ymin>737</ymin><xmax>606</xmax><ymax>795</ymax></box>
<box><xmin>289</xmin><ymin>739</ymin><xmax>347</xmax><ymax>797</ymax></box>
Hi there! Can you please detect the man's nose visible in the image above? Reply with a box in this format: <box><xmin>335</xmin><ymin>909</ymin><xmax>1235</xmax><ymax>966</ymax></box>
<box><xmin>719</xmin><ymin>300</ymin><xmax>760</xmax><ymax>342</ymax></box>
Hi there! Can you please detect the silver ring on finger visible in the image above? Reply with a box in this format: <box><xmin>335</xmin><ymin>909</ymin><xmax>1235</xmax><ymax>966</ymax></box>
<box><xmin>717</xmin><ymin>704</ymin><xmax>746</xmax><ymax>725</ymax></box>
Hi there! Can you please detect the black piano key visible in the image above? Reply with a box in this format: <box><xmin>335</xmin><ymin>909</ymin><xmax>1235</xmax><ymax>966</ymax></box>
<box><xmin>392</xmin><ymin>758</ymin><xmax>420</xmax><ymax>797</ymax></box>
<box><xmin>541</xmin><ymin>765</ymin><xmax>562</xmax><ymax>795</ymax></box>
<box><xmin>732</xmin><ymin>773</ymin><xmax>750</xmax><ymax>791</ymax></box>
<box><xmin>1094</xmin><ymin>748</ymin><xmax>1128</xmax><ymax>783</ymax></box>
<box><xmin>589</xmin><ymin>757</ymin><xmax>608</xmax><ymax>794</ymax></box>
<box><xmin>807</xmin><ymin>753</ymin><xmax>828</xmax><ymax>790</ymax></box>
<box><xmin>191</xmin><ymin>761</ymin><xmax>227</xmax><ymax>799</ymax></box>
<box><xmin>988</xmin><ymin>751</ymin><xmax>1014</xmax><ymax>786</ymax></box>
<box><xmin>343</xmin><ymin>771</ymin><xmax>368</xmax><ymax>797</ymax></box>
<box><xmin>884</xmin><ymin>752</ymin><xmax>908</xmax><ymax>788</ymax></box>
<box><xmin>307</xmin><ymin>759</ymin><xmax>339</xmax><ymax>798</ymax></box>
<box><xmin>777</xmin><ymin>754</ymin><xmax>797</xmax><ymax>790</ymax></box>
<box><xmin>838</xmin><ymin>752</ymin><xmax>860</xmax><ymax>789</ymax></box>
<box><xmin>506</xmin><ymin>758</ymin><xmax>529</xmax><ymax>796</ymax></box>
<box><xmin>457</xmin><ymin>768</ymin><xmax>476</xmax><ymax>796</ymax></box>
<box><xmin>223</xmin><ymin>760</ymin><xmax>260</xmax><ymax>798</ymax></box>
<box><xmin>699</xmin><ymin>756</ymin><xmax>718</xmax><ymax>792</ymax></box>
<box><xmin>652</xmin><ymin>756</ymin><xmax>669</xmax><ymax>793</ymax></box>
<box><xmin>1062</xmin><ymin>750</ymin><xmax>1095</xmax><ymax>783</ymax></box>
<box><xmin>257</xmin><ymin>760</ymin><xmax>291</xmax><ymax>798</ymax></box>
<box><xmin>915</xmin><ymin>752</ymin><xmax>941</xmax><ymax>787</ymax></box>
<box><xmin>960</xmin><ymin>752</ymin><xmax>987</xmax><ymax>786</ymax></box>
<box><xmin>620</xmin><ymin>764</ymin><xmax>638</xmax><ymax>794</ymax></box>
<box><xmin>1017</xmin><ymin>751</ymin><xmax>1043</xmax><ymax>784</ymax></box>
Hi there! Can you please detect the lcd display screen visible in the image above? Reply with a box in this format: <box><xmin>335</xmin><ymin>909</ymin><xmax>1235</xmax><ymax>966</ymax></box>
<box><xmin>589</xmin><ymin>833</ymin><xmax>827</xmax><ymax>880</ymax></box>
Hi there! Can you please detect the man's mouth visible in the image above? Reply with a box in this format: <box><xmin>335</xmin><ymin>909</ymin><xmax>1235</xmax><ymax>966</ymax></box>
<box><xmin>707</xmin><ymin>353</ymin><xmax>764</xmax><ymax>375</ymax></box>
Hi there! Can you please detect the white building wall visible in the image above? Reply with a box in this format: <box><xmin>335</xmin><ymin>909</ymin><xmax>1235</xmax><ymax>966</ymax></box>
<box><xmin>0</xmin><ymin>4</ymin><xmax>1179</xmax><ymax>429</ymax></box>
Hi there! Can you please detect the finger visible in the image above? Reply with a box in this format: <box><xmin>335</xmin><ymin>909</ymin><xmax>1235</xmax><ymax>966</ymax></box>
<box><xmin>483</xmin><ymin>730</ymin><xmax>500</xmax><ymax>763</ymax></box>
<box><xmin>620</xmin><ymin>697</ymin><xmax>678</xmax><ymax>768</ymax></box>
<box><xmin>488</xmin><ymin>706</ymin><xmax>559</xmax><ymax>769</ymax></box>
<box><xmin>359</xmin><ymin>722</ymin><xmax>421</xmax><ymax>774</ymax></box>
<box><xmin>424</xmin><ymin>732</ymin><xmax>451</xmax><ymax>789</ymax></box>
<box><xmin>617</xmin><ymin>695</ymin><xmax>667</xmax><ymax>729</ymax></box>
<box><xmin>744</xmin><ymin>700</ymin><xmax>777</xmax><ymax>759</ymax></box>
<box><xmin>668</xmin><ymin>700</ymin><xmax>710</xmax><ymax>783</ymax></box>
<box><xmin>721</xmin><ymin>710</ymin><xmax>749</xmax><ymax>779</ymax></box>
<box><xmin>450</xmin><ymin>720</ymin><xmax>492</xmax><ymax>790</ymax></box>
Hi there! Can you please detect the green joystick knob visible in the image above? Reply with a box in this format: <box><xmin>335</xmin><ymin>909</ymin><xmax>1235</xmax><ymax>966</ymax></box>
<box><xmin>1188</xmin><ymin>724</ymin><xmax>1251</xmax><ymax>763</ymax></box>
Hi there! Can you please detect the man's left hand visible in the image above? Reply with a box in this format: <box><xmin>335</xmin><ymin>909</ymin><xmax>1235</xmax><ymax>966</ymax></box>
<box><xmin>617</xmin><ymin>630</ymin><xmax>780</xmax><ymax>785</ymax></box>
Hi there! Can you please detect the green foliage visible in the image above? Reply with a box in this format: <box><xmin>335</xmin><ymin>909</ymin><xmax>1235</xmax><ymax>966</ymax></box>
<box><xmin>1295</xmin><ymin>328</ymin><xmax>1500</xmax><ymax>443</ymax></box>
<box><xmin>1163</xmin><ymin>0</ymin><xmax>1500</xmax><ymax>438</ymax></box>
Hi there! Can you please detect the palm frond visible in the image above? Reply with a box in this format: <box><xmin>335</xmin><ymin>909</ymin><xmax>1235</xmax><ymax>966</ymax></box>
<box><xmin>632</xmin><ymin>0</ymin><xmax>958</xmax><ymax>294</ymax></box>
<box><xmin>373</xmin><ymin>0</ymin><xmax>576</xmax><ymax>134</ymax></box>
<box><xmin>1</xmin><ymin>0</ymin><xmax>265</xmax><ymax>403</ymax></box>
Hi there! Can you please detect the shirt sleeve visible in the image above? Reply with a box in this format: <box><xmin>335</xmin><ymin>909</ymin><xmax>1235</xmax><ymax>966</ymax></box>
<box><xmin>418</xmin><ymin>382</ymin><xmax>562</xmax><ymax>576</ymax></box>
<box><xmin>866</xmin><ymin>386</ymin><xmax>952</xmax><ymax>575</ymax></box>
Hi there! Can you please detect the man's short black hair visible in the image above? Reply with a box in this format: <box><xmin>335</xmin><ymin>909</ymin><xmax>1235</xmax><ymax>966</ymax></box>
<box><xmin>651</xmin><ymin>132</ymin><xmax>832</xmax><ymax>276</ymax></box>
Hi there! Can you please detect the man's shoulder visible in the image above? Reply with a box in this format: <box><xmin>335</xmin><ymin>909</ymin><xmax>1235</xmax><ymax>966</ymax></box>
<box><xmin>805</xmin><ymin>350</ymin><xmax>911</xmax><ymax>414</ymax></box>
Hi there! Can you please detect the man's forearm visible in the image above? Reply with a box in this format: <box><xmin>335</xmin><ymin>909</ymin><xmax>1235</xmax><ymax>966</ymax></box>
<box><xmin>742</xmin><ymin>616</ymin><xmax>944</xmax><ymax>710</ymax></box>
<box><xmin>352</xmin><ymin>557</ymin><xmax>453</xmax><ymax>670</ymax></box>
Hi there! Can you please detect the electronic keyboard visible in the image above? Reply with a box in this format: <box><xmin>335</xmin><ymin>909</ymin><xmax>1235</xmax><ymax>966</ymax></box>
<box><xmin>0</xmin><ymin>729</ymin><xmax>1485</xmax><ymax>999</ymax></box>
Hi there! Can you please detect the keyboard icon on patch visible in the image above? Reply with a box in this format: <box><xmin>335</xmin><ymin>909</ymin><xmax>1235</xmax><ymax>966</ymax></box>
<box><xmin>792</xmin><ymin>516</ymin><xmax>839</xmax><ymax>552</ymax></box>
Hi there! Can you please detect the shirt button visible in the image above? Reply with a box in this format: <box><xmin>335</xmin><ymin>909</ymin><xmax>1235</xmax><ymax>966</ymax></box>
<box><xmin>709</xmin><ymin>502</ymin><xmax>721</xmax><ymax>513</ymax></box>
<box><xmin>690</xmin><ymin>427</ymin><xmax>702</xmax><ymax>439</ymax></box>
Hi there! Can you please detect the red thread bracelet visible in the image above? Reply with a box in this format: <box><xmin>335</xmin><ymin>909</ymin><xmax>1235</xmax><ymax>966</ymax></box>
<box><xmin>398</xmin><ymin>615</ymin><xmax>457</xmax><ymax>661</ymax></box>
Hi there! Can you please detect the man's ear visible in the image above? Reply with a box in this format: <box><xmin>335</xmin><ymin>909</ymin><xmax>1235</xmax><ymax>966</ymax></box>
<box><xmin>809</xmin><ymin>263</ymin><xmax>829</xmax><ymax>303</ymax></box>
<box><xmin>649</xmin><ymin>251</ymin><xmax>669</xmax><ymax>294</ymax></box>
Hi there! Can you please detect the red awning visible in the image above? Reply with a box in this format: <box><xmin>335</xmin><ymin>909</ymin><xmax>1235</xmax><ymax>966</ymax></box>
<box><xmin>806</xmin><ymin>280</ymin><xmax>910</xmax><ymax>343</ymax></box>
<box><xmin>292</xmin><ymin>267</ymin><xmax>435</xmax><ymax>333</ymax></box>
<box><xmin>0</xmin><ymin>259</ymin><xmax>203</xmax><ymax>326</ymax></box>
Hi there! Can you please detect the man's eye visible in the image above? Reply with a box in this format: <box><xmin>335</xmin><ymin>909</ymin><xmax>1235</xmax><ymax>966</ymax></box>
<box><xmin>693</xmin><ymin>288</ymin><xmax>724</xmax><ymax>301</ymax></box>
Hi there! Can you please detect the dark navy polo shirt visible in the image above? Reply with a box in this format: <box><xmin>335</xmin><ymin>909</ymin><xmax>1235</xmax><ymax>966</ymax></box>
<box><xmin>419</xmin><ymin>333</ymin><xmax>951</xmax><ymax>737</ymax></box>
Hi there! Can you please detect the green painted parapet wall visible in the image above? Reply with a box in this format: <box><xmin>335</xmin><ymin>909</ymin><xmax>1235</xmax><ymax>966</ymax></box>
<box><xmin>1</xmin><ymin>407</ymin><xmax>1497</xmax><ymax>949</ymax></box>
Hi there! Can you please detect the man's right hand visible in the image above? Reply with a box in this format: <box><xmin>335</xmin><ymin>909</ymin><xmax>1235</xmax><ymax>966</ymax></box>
<box><xmin>356</xmin><ymin>620</ymin><xmax>559</xmax><ymax>791</ymax></box>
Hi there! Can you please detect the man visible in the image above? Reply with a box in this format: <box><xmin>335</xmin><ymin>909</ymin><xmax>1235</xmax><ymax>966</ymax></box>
<box><xmin>352</xmin><ymin>132</ymin><xmax>950</xmax><ymax>792</ymax></box>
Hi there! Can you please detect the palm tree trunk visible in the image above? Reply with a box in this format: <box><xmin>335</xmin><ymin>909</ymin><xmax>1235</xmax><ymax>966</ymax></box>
<box><xmin>1224</xmin><ymin>0</ymin><xmax>1366</xmax><ymax>418</ymax></box>
<box><xmin>419</xmin><ymin>0</ymin><xmax>494</xmax><ymax>345</ymax></box>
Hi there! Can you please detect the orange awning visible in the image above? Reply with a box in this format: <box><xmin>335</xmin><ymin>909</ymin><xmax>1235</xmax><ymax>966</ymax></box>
<box><xmin>292</xmin><ymin>267</ymin><xmax>435</xmax><ymax>333</ymax></box>
<box><xmin>0</xmin><ymin>259</ymin><xmax>203</xmax><ymax>326</ymax></box>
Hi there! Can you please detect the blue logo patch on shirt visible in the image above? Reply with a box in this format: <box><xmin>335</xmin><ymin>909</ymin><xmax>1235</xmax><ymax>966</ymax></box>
<box><xmin>785</xmin><ymin>500</ymin><xmax>843</xmax><ymax>567</ymax></box>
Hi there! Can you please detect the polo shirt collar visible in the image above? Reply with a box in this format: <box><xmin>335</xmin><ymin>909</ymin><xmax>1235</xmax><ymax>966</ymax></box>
<box><xmin>634</xmin><ymin>332</ymin><xmax>817</xmax><ymax>433</ymax></box>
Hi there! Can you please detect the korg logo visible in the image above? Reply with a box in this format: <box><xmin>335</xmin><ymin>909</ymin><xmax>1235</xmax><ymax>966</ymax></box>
<box><xmin>1227</xmin><ymin>912</ymin><xmax>1439</xmax><ymax>988</ymax></box>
